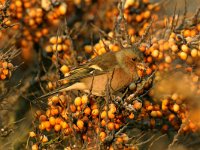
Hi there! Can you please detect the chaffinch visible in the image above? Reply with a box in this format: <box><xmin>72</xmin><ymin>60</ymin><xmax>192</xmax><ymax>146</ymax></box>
<box><xmin>38</xmin><ymin>48</ymin><xmax>146</xmax><ymax>99</ymax></box>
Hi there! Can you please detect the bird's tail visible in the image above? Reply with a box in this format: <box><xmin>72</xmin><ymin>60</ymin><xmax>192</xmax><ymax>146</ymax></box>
<box><xmin>35</xmin><ymin>81</ymin><xmax>74</xmax><ymax>101</ymax></box>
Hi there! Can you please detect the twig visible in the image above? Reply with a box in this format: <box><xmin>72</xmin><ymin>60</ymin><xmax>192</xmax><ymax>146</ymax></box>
<box><xmin>178</xmin><ymin>0</ymin><xmax>187</xmax><ymax>29</ymax></box>
<box><xmin>135</xmin><ymin>135</ymin><xmax>155</xmax><ymax>146</ymax></box>
<box><xmin>168</xmin><ymin>122</ymin><xmax>186</xmax><ymax>150</ymax></box>
<box><xmin>148</xmin><ymin>134</ymin><xmax>167</xmax><ymax>150</ymax></box>
<box><xmin>125</xmin><ymin>71</ymin><xmax>156</xmax><ymax>103</ymax></box>
<box><xmin>192</xmin><ymin>7</ymin><xmax>200</xmax><ymax>25</ymax></box>
<box><xmin>136</xmin><ymin>19</ymin><xmax>154</xmax><ymax>47</ymax></box>
<box><xmin>64</xmin><ymin>19</ymin><xmax>78</xmax><ymax>67</ymax></box>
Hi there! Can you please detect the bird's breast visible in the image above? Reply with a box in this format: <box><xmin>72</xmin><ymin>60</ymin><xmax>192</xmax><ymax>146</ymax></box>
<box><xmin>80</xmin><ymin>68</ymin><xmax>135</xmax><ymax>96</ymax></box>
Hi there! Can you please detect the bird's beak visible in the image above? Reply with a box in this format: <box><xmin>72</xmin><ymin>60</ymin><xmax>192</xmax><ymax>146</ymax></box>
<box><xmin>136</xmin><ymin>62</ymin><xmax>148</xmax><ymax>71</ymax></box>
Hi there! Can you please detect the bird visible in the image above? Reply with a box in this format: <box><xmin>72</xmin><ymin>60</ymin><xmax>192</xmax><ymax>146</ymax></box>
<box><xmin>37</xmin><ymin>48</ymin><xmax>146</xmax><ymax>99</ymax></box>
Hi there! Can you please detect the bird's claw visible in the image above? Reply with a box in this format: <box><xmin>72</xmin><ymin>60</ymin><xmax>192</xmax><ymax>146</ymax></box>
<box><xmin>136</xmin><ymin>77</ymin><xmax>142</xmax><ymax>83</ymax></box>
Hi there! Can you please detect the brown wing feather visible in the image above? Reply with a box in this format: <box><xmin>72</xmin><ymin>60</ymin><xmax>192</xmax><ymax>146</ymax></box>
<box><xmin>59</xmin><ymin>51</ymin><xmax>119</xmax><ymax>82</ymax></box>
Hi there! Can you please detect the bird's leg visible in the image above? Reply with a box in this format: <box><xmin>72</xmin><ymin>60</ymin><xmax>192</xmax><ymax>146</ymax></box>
<box><xmin>109</xmin><ymin>68</ymin><xmax>116</xmax><ymax>92</ymax></box>
<box><xmin>135</xmin><ymin>77</ymin><xmax>142</xmax><ymax>84</ymax></box>
<box><xmin>88</xmin><ymin>71</ymin><xmax>95</xmax><ymax>97</ymax></box>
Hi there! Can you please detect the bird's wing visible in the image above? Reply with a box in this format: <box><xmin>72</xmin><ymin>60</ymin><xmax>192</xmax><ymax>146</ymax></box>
<box><xmin>59</xmin><ymin>51</ymin><xmax>119</xmax><ymax>82</ymax></box>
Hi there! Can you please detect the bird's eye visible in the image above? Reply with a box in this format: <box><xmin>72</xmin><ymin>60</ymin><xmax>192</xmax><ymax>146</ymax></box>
<box><xmin>132</xmin><ymin>57</ymin><xmax>136</xmax><ymax>61</ymax></box>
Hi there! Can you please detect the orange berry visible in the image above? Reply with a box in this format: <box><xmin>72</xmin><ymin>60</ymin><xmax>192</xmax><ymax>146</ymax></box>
<box><xmin>29</xmin><ymin>131</ymin><xmax>36</xmax><ymax>137</ymax></box>
<box><xmin>156</xmin><ymin>111</ymin><xmax>163</xmax><ymax>117</ymax></box>
<box><xmin>92</xmin><ymin>108</ymin><xmax>99</xmax><ymax>116</ymax></box>
<box><xmin>150</xmin><ymin>111</ymin><xmax>157</xmax><ymax>117</ymax></box>
<box><xmin>136</xmin><ymin>15</ymin><xmax>143</xmax><ymax>22</ymax></box>
<box><xmin>101</xmin><ymin>111</ymin><xmax>107</xmax><ymax>119</ymax></box>
<box><xmin>122</xmin><ymin>134</ymin><xmax>129</xmax><ymax>142</ymax></box>
<box><xmin>60</xmin><ymin>65</ymin><xmax>69</xmax><ymax>74</ymax></box>
<box><xmin>49</xmin><ymin>117</ymin><xmax>56</xmax><ymax>126</ymax></box>
<box><xmin>39</xmin><ymin>122</ymin><xmax>46</xmax><ymax>130</ymax></box>
<box><xmin>151</xmin><ymin>49</ymin><xmax>159</xmax><ymax>58</ymax></box>
<box><xmin>62</xmin><ymin>44</ymin><xmax>68</xmax><ymax>51</ymax></box>
<box><xmin>39</xmin><ymin>115</ymin><xmax>47</xmax><ymax>122</ymax></box>
<box><xmin>146</xmin><ymin>68</ymin><xmax>152</xmax><ymax>75</ymax></box>
<box><xmin>147</xmin><ymin>56</ymin><xmax>153</xmax><ymax>63</ymax></box>
<box><xmin>147</xmin><ymin>105</ymin><xmax>153</xmax><ymax>111</ymax></box>
<box><xmin>181</xmin><ymin>45</ymin><xmax>189</xmax><ymax>53</ymax></box>
<box><xmin>70</xmin><ymin>104</ymin><xmax>76</xmax><ymax>112</ymax></box>
<box><xmin>84</xmin><ymin>45</ymin><xmax>93</xmax><ymax>53</ymax></box>
<box><xmin>111</xmin><ymin>45</ymin><xmax>120</xmax><ymax>52</ymax></box>
<box><xmin>100</xmin><ymin>131</ymin><xmax>106</xmax><ymax>141</ymax></box>
<box><xmin>108</xmin><ymin>111</ymin><xmax>115</xmax><ymax>119</ymax></box>
<box><xmin>61</xmin><ymin>121</ymin><xmax>69</xmax><ymax>129</ymax></box>
<box><xmin>171</xmin><ymin>44</ymin><xmax>178</xmax><ymax>52</ymax></box>
<box><xmin>163</xmin><ymin>42</ymin><xmax>169</xmax><ymax>50</ymax></box>
<box><xmin>81</xmin><ymin>95</ymin><xmax>88</xmax><ymax>104</ymax></box>
<box><xmin>191</xmin><ymin>49</ymin><xmax>198</xmax><ymax>57</ymax></box>
<box><xmin>139</xmin><ymin>45</ymin><xmax>146</xmax><ymax>52</ymax></box>
<box><xmin>74</xmin><ymin>97</ymin><xmax>82</xmax><ymax>106</ymax></box>
<box><xmin>128</xmin><ymin>28</ymin><xmax>135</xmax><ymax>35</ymax></box>
<box><xmin>2</xmin><ymin>62</ymin><xmax>8</xmax><ymax>68</ymax></box>
<box><xmin>101</xmin><ymin>119</ymin><xmax>106</xmax><ymax>126</ymax></box>
<box><xmin>50</xmin><ymin>108</ymin><xmax>59</xmax><ymax>116</ymax></box>
<box><xmin>190</xmin><ymin>29</ymin><xmax>197</xmax><ymax>37</ymax></box>
<box><xmin>15</xmin><ymin>0</ymin><xmax>22</xmax><ymax>7</ymax></box>
<box><xmin>179</xmin><ymin>52</ymin><xmax>187</xmax><ymax>60</ymax></box>
<box><xmin>58</xmin><ymin>3</ymin><xmax>67</xmax><ymax>15</ymax></box>
<box><xmin>55</xmin><ymin>117</ymin><xmax>63</xmax><ymax>124</ymax></box>
<box><xmin>168</xmin><ymin>114</ymin><xmax>175</xmax><ymax>122</ymax></box>
<box><xmin>54</xmin><ymin>124</ymin><xmax>61</xmax><ymax>132</ymax></box>
<box><xmin>35</xmin><ymin>110</ymin><xmax>42</xmax><ymax>117</ymax></box>
<box><xmin>109</xmin><ymin>104</ymin><xmax>117</xmax><ymax>113</ymax></box>
<box><xmin>40</xmin><ymin>135</ymin><xmax>48</xmax><ymax>143</ymax></box>
<box><xmin>51</xmin><ymin>96</ymin><xmax>59</xmax><ymax>104</ymax></box>
<box><xmin>183</xmin><ymin>29</ymin><xmax>191</xmax><ymax>37</ymax></box>
<box><xmin>84</xmin><ymin>107</ymin><xmax>91</xmax><ymax>115</ymax></box>
<box><xmin>44</xmin><ymin>121</ymin><xmax>51</xmax><ymax>129</ymax></box>
<box><xmin>98</xmin><ymin>47</ymin><xmax>106</xmax><ymax>55</ymax></box>
<box><xmin>77</xmin><ymin>106</ymin><xmax>81</xmax><ymax>111</ymax></box>
<box><xmin>165</xmin><ymin>55</ymin><xmax>172</xmax><ymax>63</ymax></box>
<box><xmin>173</xmin><ymin>104</ymin><xmax>180</xmax><ymax>112</ymax></box>
<box><xmin>116</xmin><ymin>137</ymin><xmax>123</xmax><ymax>144</ymax></box>
<box><xmin>32</xmin><ymin>144</ymin><xmax>39</xmax><ymax>150</ymax></box>
<box><xmin>50</xmin><ymin>36</ymin><xmax>62</xmax><ymax>44</ymax></box>
<box><xmin>107</xmin><ymin>122</ymin><xmax>115</xmax><ymax>130</ymax></box>
<box><xmin>2</xmin><ymin>69</ymin><xmax>8</xmax><ymax>75</ymax></box>
<box><xmin>171</xmin><ymin>93</ymin><xmax>179</xmax><ymax>101</ymax></box>
<box><xmin>77</xmin><ymin>120</ymin><xmax>84</xmax><ymax>129</ymax></box>
<box><xmin>115</xmin><ymin>123</ymin><xmax>120</xmax><ymax>130</ymax></box>
<box><xmin>133</xmin><ymin>101</ymin><xmax>142</xmax><ymax>110</ymax></box>
<box><xmin>91</xmin><ymin>104</ymin><xmax>98</xmax><ymax>110</ymax></box>
<box><xmin>1</xmin><ymin>74</ymin><xmax>6</xmax><ymax>80</ymax></box>
<box><xmin>129</xmin><ymin>113</ymin><xmax>134</xmax><ymax>119</ymax></box>
<box><xmin>143</xmin><ymin>10</ymin><xmax>151</xmax><ymax>19</ymax></box>
<box><xmin>45</xmin><ymin>45</ymin><xmax>53</xmax><ymax>53</ymax></box>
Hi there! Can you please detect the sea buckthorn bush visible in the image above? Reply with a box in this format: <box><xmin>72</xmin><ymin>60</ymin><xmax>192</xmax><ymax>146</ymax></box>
<box><xmin>0</xmin><ymin>0</ymin><xmax>200</xmax><ymax>149</ymax></box>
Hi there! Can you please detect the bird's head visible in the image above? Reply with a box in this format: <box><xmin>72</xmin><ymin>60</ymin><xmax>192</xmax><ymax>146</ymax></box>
<box><xmin>116</xmin><ymin>48</ymin><xmax>147</xmax><ymax>73</ymax></box>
